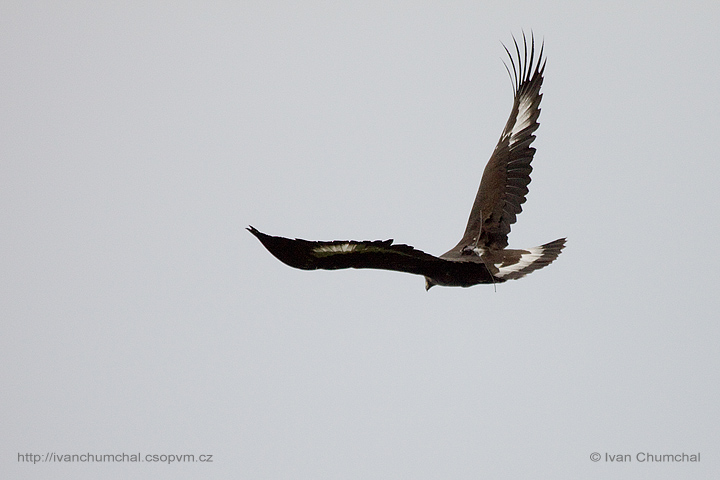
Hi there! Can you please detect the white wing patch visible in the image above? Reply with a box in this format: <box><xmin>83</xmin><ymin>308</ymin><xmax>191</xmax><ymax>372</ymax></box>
<box><xmin>313</xmin><ymin>243</ymin><xmax>357</xmax><ymax>254</ymax></box>
<box><xmin>508</xmin><ymin>94</ymin><xmax>535</xmax><ymax>145</ymax></box>
<box><xmin>494</xmin><ymin>246</ymin><xmax>543</xmax><ymax>278</ymax></box>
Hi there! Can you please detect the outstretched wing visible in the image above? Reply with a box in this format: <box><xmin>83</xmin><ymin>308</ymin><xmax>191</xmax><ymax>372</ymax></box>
<box><xmin>247</xmin><ymin>226</ymin><xmax>445</xmax><ymax>277</ymax></box>
<box><xmin>455</xmin><ymin>33</ymin><xmax>545</xmax><ymax>251</ymax></box>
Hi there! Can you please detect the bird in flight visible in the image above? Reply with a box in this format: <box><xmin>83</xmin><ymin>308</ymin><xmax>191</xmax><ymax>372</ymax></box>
<box><xmin>249</xmin><ymin>33</ymin><xmax>565</xmax><ymax>290</ymax></box>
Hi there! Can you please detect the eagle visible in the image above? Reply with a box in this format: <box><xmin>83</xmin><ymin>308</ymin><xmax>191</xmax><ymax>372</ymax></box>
<box><xmin>249</xmin><ymin>34</ymin><xmax>565</xmax><ymax>290</ymax></box>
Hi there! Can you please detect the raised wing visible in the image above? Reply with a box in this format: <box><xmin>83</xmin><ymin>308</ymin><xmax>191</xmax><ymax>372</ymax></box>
<box><xmin>455</xmin><ymin>33</ymin><xmax>545</xmax><ymax>252</ymax></box>
<box><xmin>248</xmin><ymin>226</ymin><xmax>444</xmax><ymax>276</ymax></box>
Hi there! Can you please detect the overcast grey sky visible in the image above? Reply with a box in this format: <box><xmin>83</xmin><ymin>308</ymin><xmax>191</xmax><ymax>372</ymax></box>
<box><xmin>3</xmin><ymin>1</ymin><xmax>719</xmax><ymax>479</ymax></box>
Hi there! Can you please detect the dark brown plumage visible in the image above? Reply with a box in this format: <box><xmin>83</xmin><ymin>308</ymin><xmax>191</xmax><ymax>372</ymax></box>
<box><xmin>249</xmin><ymin>33</ymin><xmax>565</xmax><ymax>290</ymax></box>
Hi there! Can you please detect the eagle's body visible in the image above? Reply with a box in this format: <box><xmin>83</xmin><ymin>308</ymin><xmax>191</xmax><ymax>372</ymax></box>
<box><xmin>249</xmin><ymin>34</ymin><xmax>565</xmax><ymax>290</ymax></box>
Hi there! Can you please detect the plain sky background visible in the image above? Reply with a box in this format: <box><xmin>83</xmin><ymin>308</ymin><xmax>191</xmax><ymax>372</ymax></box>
<box><xmin>2</xmin><ymin>1</ymin><xmax>719</xmax><ymax>479</ymax></box>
